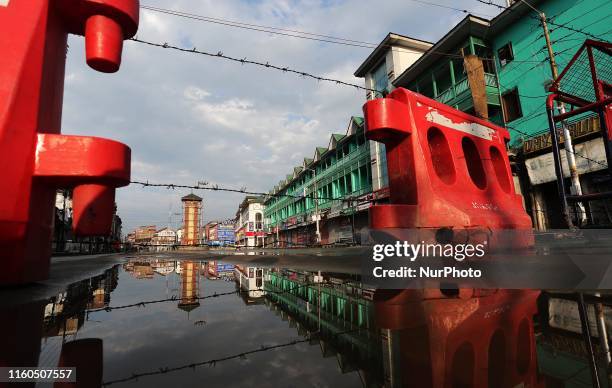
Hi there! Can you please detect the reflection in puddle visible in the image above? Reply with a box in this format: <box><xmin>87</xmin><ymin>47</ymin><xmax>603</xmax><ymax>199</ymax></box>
<box><xmin>1</xmin><ymin>259</ymin><xmax>383</xmax><ymax>387</ymax></box>
<box><xmin>1</xmin><ymin>258</ymin><xmax>599</xmax><ymax>387</ymax></box>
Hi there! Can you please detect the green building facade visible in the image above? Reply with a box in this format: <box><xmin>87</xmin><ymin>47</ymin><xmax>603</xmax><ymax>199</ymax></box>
<box><xmin>264</xmin><ymin>117</ymin><xmax>374</xmax><ymax>245</ymax></box>
<box><xmin>393</xmin><ymin>15</ymin><xmax>505</xmax><ymax>125</ymax></box>
<box><xmin>491</xmin><ymin>0</ymin><xmax>611</xmax><ymax>146</ymax></box>
<box><xmin>489</xmin><ymin>0</ymin><xmax>612</xmax><ymax>229</ymax></box>
<box><xmin>390</xmin><ymin>0</ymin><xmax>611</xmax><ymax>229</ymax></box>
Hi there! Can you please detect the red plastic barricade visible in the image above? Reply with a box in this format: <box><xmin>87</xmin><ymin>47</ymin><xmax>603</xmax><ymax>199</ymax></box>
<box><xmin>364</xmin><ymin>88</ymin><xmax>532</xmax><ymax>248</ymax></box>
<box><xmin>364</xmin><ymin>89</ymin><xmax>541</xmax><ymax>388</ymax></box>
<box><xmin>0</xmin><ymin>1</ymin><xmax>139</xmax><ymax>284</ymax></box>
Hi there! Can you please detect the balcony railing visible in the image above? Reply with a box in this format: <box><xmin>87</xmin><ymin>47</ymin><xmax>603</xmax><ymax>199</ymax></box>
<box><xmin>266</xmin><ymin>184</ymin><xmax>373</xmax><ymax>226</ymax></box>
<box><xmin>434</xmin><ymin>73</ymin><xmax>498</xmax><ymax>105</ymax></box>
<box><xmin>266</xmin><ymin>145</ymin><xmax>370</xmax><ymax>212</ymax></box>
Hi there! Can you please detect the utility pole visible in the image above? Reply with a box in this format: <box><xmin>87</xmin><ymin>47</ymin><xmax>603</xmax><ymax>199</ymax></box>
<box><xmin>529</xmin><ymin>1</ymin><xmax>587</xmax><ymax>225</ymax></box>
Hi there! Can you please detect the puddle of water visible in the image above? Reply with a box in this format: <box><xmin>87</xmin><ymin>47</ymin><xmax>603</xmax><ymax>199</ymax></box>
<box><xmin>1</xmin><ymin>256</ymin><xmax>598</xmax><ymax>387</ymax></box>
<box><xmin>1</xmin><ymin>259</ymin><xmax>383</xmax><ymax>387</ymax></box>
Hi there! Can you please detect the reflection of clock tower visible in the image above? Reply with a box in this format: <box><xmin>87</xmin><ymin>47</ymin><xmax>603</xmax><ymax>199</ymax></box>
<box><xmin>178</xmin><ymin>261</ymin><xmax>200</xmax><ymax>316</ymax></box>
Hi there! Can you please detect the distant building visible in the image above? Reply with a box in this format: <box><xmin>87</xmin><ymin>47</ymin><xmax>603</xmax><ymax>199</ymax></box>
<box><xmin>134</xmin><ymin>225</ymin><xmax>157</xmax><ymax>245</ymax></box>
<box><xmin>181</xmin><ymin>193</ymin><xmax>203</xmax><ymax>245</ymax></box>
<box><xmin>204</xmin><ymin>221</ymin><xmax>217</xmax><ymax>242</ymax></box>
<box><xmin>204</xmin><ymin>220</ymin><xmax>236</xmax><ymax>246</ymax></box>
<box><xmin>235</xmin><ymin>196</ymin><xmax>265</xmax><ymax>247</ymax></box>
<box><xmin>151</xmin><ymin>227</ymin><xmax>177</xmax><ymax>251</ymax></box>
<box><xmin>53</xmin><ymin>190</ymin><xmax>123</xmax><ymax>253</ymax></box>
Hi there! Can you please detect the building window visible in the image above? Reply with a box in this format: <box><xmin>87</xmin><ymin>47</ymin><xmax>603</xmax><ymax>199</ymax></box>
<box><xmin>502</xmin><ymin>89</ymin><xmax>522</xmax><ymax>122</ymax></box>
<box><xmin>372</xmin><ymin>61</ymin><xmax>388</xmax><ymax>98</ymax></box>
<box><xmin>498</xmin><ymin>43</ymin><xmax>514</xmax><ymax>67</ymax></box>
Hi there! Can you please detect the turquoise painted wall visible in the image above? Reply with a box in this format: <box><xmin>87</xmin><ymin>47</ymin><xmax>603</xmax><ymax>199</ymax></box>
<box><xmin>492</xmin><ymin>0</ymin><xmax>612</xmax><ymax>147</ymax></box>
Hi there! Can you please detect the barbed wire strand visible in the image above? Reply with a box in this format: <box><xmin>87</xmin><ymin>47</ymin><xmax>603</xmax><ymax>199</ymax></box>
<box><xmin>129</xmin><ymin>180</ymin><xmax>371</xmax><ymax>204</ymax></box>
<box><xmin>102</xmin><ymin>327</ymin><xmax>367</xmax><ymax>386</ymax></box>
<box><xmin>129</xmin><ymin>38</ymin><xmax>380</xmax><ymax>93</ymax></box>
<box><xmin>86</xmin><ymin>281</ymin><xmax>320</xmax><ymax>314</ymax></box>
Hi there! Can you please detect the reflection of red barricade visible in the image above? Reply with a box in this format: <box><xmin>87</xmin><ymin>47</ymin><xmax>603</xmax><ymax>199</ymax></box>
<box><xmin>374</xmin><ymin>289</ymin><xmax>541</xmax><ymax>387</ymax></box>
<box><xmin>56</xmin><ymin>339</ymin><xmax>103</xmax><ymax>388</ymax></box>
<box><xmin>0</xmin><ymin>1</ymin><xmax>139</xmax><ymax>284</ymax></box>
<box><xmin>364</xmin><ymin>89</ymin><xmax>541</xmax><ymax>387</ymax></box>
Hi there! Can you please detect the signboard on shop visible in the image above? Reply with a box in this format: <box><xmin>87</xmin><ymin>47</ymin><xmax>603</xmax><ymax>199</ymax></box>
<box><xmin>525</xmin><ymin>138</ymin><xmax>608</xmax><ymax>185</ymax></box>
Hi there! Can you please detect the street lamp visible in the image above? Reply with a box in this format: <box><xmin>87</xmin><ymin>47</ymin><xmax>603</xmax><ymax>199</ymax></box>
<box><xmin>303</xmin><ymin>167</ymin><xmax>321</xmax><ymax>244</ymax></box>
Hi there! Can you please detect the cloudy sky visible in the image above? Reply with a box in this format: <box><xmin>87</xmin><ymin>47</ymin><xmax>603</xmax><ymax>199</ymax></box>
<box><xmin>62</xmin><ymin>0</ymin><xmax>498</xmax><ymax>233</ymax></box>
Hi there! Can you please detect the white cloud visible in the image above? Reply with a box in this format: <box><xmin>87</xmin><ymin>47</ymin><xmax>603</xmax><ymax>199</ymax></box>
<box><xmin>183</xmin><ymin>86</ymin><xmax>211</xmax><ymax>101</ymax></box>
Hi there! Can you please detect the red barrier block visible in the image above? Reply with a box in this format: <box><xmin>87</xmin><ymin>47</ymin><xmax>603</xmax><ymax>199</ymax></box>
<box><xmin>0</xmin><ymin>1</ymin><xmax>138</xmax><ymax>284</ymax></box>
<box><xmin>366</xmin><ymin>90</ymin><xmax>541</xmax><ymax>387</ymax></box>
<box><xmin>364</xmin><ymin>88</ymin><xmax>532</xmax><ymax>248</ymax></box>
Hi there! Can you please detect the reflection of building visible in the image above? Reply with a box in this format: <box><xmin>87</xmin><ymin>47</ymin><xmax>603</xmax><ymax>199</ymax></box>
<box><xmin>235</xmin><ymin>265</ymin><xmax>267</xmax><ymax>299</ymax></box>
<box><xmin>234</xmin><ymin>196</ymin><xmax>265</xmax><ymax>247</ymax></box>
<box><xmin>207</xmin><ymin>261</ymin><xmax>235</xmax><ymax>279</ymax></box>
<box><xmin>151</xmin><ymin>259</ymin><xmax>176</xmax><ymax>275</ymax></box>
<box><xmin>123</xmin><ymin>260</ymin><xmax>154</xmax><ymax>279</ymax></box>
<box><xmin>264</xmin><ymin>270</ymin><xmax>383</xmax><ymax>386</ymax></box>
<box><xmin>43</xmin><ymin>267</ymin><xmax>119</xmax><ymax>337</ymax></box>
<box><xmin>178</xmin><ymin>261</ymin><xmax>200</xmax><ymax>314</ymax></box>
<box><xmin>182</xmin><ymin>194</ymin><xmax>203</xmax><ymax>246</ymax></box>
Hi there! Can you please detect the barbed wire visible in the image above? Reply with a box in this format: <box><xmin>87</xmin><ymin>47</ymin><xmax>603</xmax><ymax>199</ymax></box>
<box><xmin>129</xmin><ymin>38</ymin><xmax>380</xmax><ymax>93</ymax></box>
<box><xmin>129</xmin><ymin>179</ymin><xmax>372</xmax><ymax>204</ymax></box>
<box><xmin>86</xmin><ymin>281</ymin><xmax>314</xmax><ymax>313</ymax></box>
<box><xmin>101</xmin><ymin>327</ymin><xmax>368</xmax><ymax>386</ymax></box>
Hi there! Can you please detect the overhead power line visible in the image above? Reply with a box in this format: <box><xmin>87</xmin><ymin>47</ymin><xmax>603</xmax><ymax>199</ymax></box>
<box><xmin>141</xmin><ymin>5</ymin><xmax>378</xmax><ymax>49</ymax></box>
<box><xmin>140</xmin><ymin>3</ymin><xmax>494</xmax><ymax>50</ymax></box>
<box><xmin>129</xmin><ymin>37</ymin><xmax>379</xmax><ymax>93</ymax></box>
<box><xmin>140</xmin><ymin>4</ymin><xmax>508</xmax><ymax>60</ymax></box>
<box><xmin>405</xmin><ymin>0</ymin><xmax>494</xmax><ymax>17</ymax></box>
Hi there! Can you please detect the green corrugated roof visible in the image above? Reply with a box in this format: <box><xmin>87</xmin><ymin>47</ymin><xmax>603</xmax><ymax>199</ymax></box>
<box><xmin>316</xmin><ymin>147</ymin><xmax>327</xmax><ymax>155</ymax></box>
<box><xmin>303</xmin><ymin>157</ymin><xmax>313</xmax><ymax>165</ymax></box>
<box><xmin>352</xmin><ymin>116</ymin><xmax>364</xmax><ymax>126</ymax></box>
<box><xmin>332</xmin><ymin>133</ymin><xmax>345</xmax><ymax>142</ymax></box>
